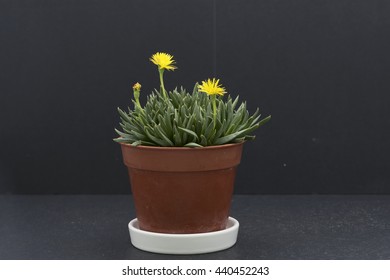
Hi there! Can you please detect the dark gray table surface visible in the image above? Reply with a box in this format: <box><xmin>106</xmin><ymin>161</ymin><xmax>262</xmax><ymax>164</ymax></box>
<box><xmin>0</xmin><ymin>195</ymin><xmax>389</xmax><ymax>260</ymax></box>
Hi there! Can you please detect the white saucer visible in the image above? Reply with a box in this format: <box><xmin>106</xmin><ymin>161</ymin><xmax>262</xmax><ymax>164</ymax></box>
<box><xmin>128</xmin><ymin>217</ymin><xmax>239</xmax><ymax>254</ymax></box>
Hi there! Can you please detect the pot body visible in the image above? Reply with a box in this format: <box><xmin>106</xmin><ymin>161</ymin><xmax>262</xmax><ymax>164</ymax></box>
<box><xmin>120</xmin><ymin>142</ymin><xmax>244</xmax><ymax>234</ymax></box>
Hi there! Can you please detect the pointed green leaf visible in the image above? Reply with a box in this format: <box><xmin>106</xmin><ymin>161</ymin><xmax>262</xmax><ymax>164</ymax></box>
<box><xmin>258</xmin><ymin>115</ymin><xmax>271</xmax><ymax>127</ymax></box>
<box><xmin>145</xmin><ymin>127</ymin><xmax>169</xmax><ymax>146</ymax></box>
<box><xmin>184</xmin><ymin>142</ymin><xmax>203</xmax><ymax>148</ymax></box>
<box><xmin>173</xmin><ymin>125</ymin><xmax>182</xmax><ymax>146</ymax></box>
<box><xmin>154</xmin><ymin>125</ymin><xmax>174</xmax><ymax>146</ymax></box>
<box><xmin>214</xmin><ymin>125</ymin><xmax>259</xmax><ymax>145</ymax></box>
<box><xmin>178</xmin><ymin>127</ymin><xmax>199</xmax><ymax>141</ymax></box>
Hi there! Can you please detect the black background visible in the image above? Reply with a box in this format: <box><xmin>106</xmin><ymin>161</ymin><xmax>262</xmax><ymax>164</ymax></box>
<box><xmin>1</xmin><ymin>0</ymin><xmax>389</xmax><ymax>194</ymax></box>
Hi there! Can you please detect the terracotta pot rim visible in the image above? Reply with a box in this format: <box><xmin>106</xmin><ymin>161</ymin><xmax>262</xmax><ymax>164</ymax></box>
<box><xmin>120</xmin><ymin>141</ymin><xmax>244</xmax><ymax>172</ymax></box>
<box><xmin>119</xmin><ymin>142</ymin><xmax>244</xmax><ymax>151</ymax></box>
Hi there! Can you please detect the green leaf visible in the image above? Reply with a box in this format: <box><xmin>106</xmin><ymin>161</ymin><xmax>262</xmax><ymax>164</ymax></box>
<box><xmin>165</xmin><ymin>110</ymin><xmax>174</xmax><ymax>137</ymax></box>
<box><xmin>173</xmin><ymin>125</ymin><xmax>182</xmax><ymax>146</ymax></box>
<box><xmin>258</xmin><ymin>115</ymin><xmax>271</xmax><ymax>127</ymax></box>
<box><xmin>204</xmin><ymin>121</ymin><xmax>214</xmax><ymax>140</ymax></box>
<box><xmin>117</xmin><ymin>107</ymin><xmax>132</xmax><ymax>123</ymax></box>
<box><xmin>158</xmin><ymin>115</ymin><xmax>172</xmax><ymax>139</ymax></box>
<box><xmin>232</xmin><ymin>137</ymin><xmax>246</xmax><ymax>143</ymax></box>
<box><xmin>192</xmin><ymin>83</ymin><xmax>199</xmax><ymax>95</ymax></box>
<box><xmin>131</xmin><ymin>140</ymin><xmax>143</xmax><ymax>146</ymax></box>
<box><xmin>200</xmin><ymin>135</ymin><xmax>207</xmax><ymax>146</ymax></box>
<box><xmin>174</xmin><ymin>109</ymin><xmax>179</xmax><ymax>124</ymax></box>
<box><xmin>185</xmin><ymin>114</ymin><xmax>194</xmax><ymax>130</ymax></box>
<box><xmin>114</xmin><ymin>128</ymin><xmax>128</xmax><ymax>138</ymax></box>
<box><xmin>247</xmin><ymin>108</ymin><xmax>261</xmax><ymax>127</ymax></box>
<box><xmin>214</xmin><ymin>125</ymin><xmax>259</xmax><ymax>145</ymax></box>
<box><xmin>215</xmin><ymin>118</ymin><xmax>229</xmax><ymax>139</ymax></box>
<box><xmin>145</xmin><ymin>127</ymin><xmax>169</xmax><ymax>146</ymax></box>
<box><xmin>244</xmin><ymin>135</ymin><xmax>256</xmax><ymax>141</ymax></box>
<box><xmin>154</xmin><ymin>125</ymin><xmax>174</xmax><ymax>146</ymax></box>
<box><xmin>178</xmin><ymin>127</ymin><xmax>199</xmax><ymax>141</ymax></box>
<box><xmin>232</xmin><ymin>95</ymin><xmax>239</xmax><ymax>110</ymax></box>
<box><xmin>184</xmin><ymin>142</ymin><xmax>203</xmax><ymax>148</ymax></box>
<box><xmin>226</xmin><ymin>99</ymin><xmax>234</xmax><ymax>126</ymax></box>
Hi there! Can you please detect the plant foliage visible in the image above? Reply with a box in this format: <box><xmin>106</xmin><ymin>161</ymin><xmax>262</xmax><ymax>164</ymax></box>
<box><xmin>114</xmin><ymin>84</ymin><xmax>271</xmax><ymax>147</ymax></box>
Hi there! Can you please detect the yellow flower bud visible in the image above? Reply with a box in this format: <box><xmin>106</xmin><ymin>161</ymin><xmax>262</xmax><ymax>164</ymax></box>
<box><xmin>132</xmin><ymin>82</ymin><xmax>141</xmax><ymax>108</ymax></box>
<box><xmin>133</xmin><ymin>82</ymin><xmax>141</xmax><ymax>91</ymax></box>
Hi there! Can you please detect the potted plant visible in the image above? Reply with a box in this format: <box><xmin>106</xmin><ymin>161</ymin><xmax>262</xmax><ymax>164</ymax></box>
<box><xmin>114</xmin><ymin>52</ymin><xmax>271</xmax><ymax>254</ymax></box>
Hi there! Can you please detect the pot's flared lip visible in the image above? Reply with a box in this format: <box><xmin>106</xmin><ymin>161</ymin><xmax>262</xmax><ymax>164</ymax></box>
<box><xmin>120</xmin><ymin>141</ymin><xmax>244</xmax><ymax>171</ymax></box>
<box><xmin>119</xmin><ymin>141</ymin><xmax>244</xmax><ymax>151</ymax></box>
<box><xmin>128</xmin><ymin>217</ymin><xmax>239</xmax><ymax>254</ymax></box>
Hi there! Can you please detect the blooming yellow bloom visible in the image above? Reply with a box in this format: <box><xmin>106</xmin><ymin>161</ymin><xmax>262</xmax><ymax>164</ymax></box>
<box><xmin>150</xmin><ymin>52</ymin><xmax>177</xmax><ymax>71</ymax></box>
<box><xmin>132</xmin><ymin>82</ymin><xmax>141</xmax><ymax>91</ymax></box>
<box><xmin>198</xmin><ymin>78</ymin><xmax>227</xmax><ymax>96</ymax></box>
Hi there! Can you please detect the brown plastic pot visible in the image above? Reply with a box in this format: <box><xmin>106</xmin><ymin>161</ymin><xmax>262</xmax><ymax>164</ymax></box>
<box><xmin>120</xmin><ymin>142</ymin><xmax>244</xmax><ymax>234</ymax></box>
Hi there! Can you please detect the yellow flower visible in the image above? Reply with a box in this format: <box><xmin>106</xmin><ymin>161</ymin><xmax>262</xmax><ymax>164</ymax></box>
<box><xmin>132</xmin><ymin>82</ymin><xmax>141</xmax><ymax>91</ymax></box>
<box><xmin>198</xmin><ymin>78</ymin><xmax>227</xmax><ymax>96</ymax></box>
<box><xmin>150</xmin><ymin>52</ymin><xmax>177</xmax><ymax>71</ymax></box>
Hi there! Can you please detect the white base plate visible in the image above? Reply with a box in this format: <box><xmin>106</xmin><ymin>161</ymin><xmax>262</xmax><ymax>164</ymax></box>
<box><xmin>128</xmin><ymin>217</ymin><xmax>239</xmax><ymax>254</ymax></box>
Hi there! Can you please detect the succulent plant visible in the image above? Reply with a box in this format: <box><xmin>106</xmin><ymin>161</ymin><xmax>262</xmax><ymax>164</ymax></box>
<box><xmin>114</xmin><ymin>52</ymin><xmax>271</xmax><ymax>147</ymax></box>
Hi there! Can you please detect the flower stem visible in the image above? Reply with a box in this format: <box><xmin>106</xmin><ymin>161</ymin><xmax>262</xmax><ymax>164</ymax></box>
<box><xmin>158</xmin><ymin>69</ymin><xmax>167</xmax><ymax>100</ymax></box>
<box><xmin>135</xmin><ymin>99</ymin><xmax>142</xmax><ymax>109</ymax></box>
